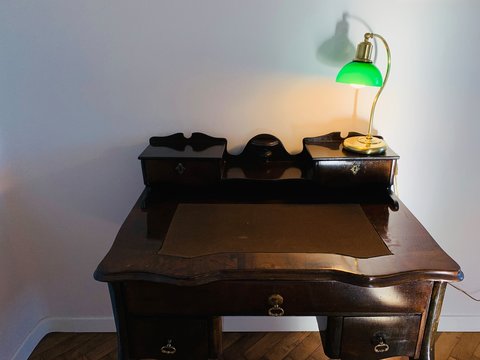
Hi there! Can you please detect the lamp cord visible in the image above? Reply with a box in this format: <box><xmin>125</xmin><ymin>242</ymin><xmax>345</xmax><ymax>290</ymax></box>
<box><xmin>393</xmin><ymin>163</ymin><xmax>399</xmax><ymax>197</ymax></box>
<box><xmin>448</xmin><ymin>283</ymin><xmax>480</xmax><ymax>302</ymax></box>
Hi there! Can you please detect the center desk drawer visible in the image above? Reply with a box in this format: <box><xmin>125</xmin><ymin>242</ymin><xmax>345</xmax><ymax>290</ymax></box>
<box><xmin>123</xmin><ymin>281</ymin><xmax>433</xmax><ymax>316</ymax></box>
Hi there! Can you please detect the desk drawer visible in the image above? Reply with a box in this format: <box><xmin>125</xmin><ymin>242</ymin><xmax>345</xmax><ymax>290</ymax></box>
<box><xmin>340</xmin><ymin>316</ymin><xmax>421</xmax><ymax>360</ymax></box>
<box><xmin>127</xmin><ymin>316</ymin><xmax>208</xmax><ymax>360</ymax></box>
<box><xmin>123</xmin><ymin>281</ymin><xmax>432</xmax><ymax>317</ymax></box>
<box><xmin>142</xmin><ymin>159</ymin><xmax>222</xmax><ymax>185</ymax></box>
<box><xmin>313</xmin><ymin>160</ymin><xmax>394</xmax><ymax>188</ymax></box>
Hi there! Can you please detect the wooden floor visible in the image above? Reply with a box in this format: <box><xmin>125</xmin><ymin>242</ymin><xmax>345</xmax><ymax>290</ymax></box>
<box><xmin>28</xmin><ymin>332</ymin><xmax>480</xmax><ymax>360</ymax></box>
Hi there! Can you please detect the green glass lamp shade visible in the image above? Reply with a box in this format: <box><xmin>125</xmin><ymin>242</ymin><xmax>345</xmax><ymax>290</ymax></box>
<box><xmin>336</xmin><ymin>61</ymin><xmax>383</xmax><ymax>87</ymax></box>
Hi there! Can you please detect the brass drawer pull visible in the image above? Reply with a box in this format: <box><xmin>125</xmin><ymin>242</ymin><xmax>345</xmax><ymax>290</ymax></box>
<box><xmin>161</xmin><ymin>339</ymin><xmax>177</xmax><ymax>355</ymax></box>
<box><xmin>373</xmin><ymin>335</ymin><xmax>390</xmax><ymax>353</ymax></box>
<box><xmin>175</xmin><ymin>163</ymin><xmax>186</xmax><ymax>175</ymax></box>
<box><xmin>268</xmin><ymin>294</ymin><xmax>284</xmax><ymax>317</ymax></box>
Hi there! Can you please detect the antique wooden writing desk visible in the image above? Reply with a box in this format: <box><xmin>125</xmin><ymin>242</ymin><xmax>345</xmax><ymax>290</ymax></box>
<box><xmin>94</xmin><ymin>132</ymin><xmax>462</xmax><ymax>360</ymax></box>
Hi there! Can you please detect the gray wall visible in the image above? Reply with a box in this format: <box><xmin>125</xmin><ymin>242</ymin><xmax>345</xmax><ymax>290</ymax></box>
<box><xmin>1</xmin><ymin>1</ymin><xmax>479</xmax><ymax>358</ymax></box>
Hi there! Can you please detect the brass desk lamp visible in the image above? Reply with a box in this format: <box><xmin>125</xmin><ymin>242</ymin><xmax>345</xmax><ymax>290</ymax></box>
<box><xmin>336</xmin><ymin>33</ymin><xmax>391</xmax><ymax>154</ymax></box>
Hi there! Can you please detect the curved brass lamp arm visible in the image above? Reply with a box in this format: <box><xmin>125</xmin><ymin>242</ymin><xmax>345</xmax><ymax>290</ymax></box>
<box><xmin>365</xmin><ymin>33</ymin><xmax>391</xmax><ymax>140</ymax></box>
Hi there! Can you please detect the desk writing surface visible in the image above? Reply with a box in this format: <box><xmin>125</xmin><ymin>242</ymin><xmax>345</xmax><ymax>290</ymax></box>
<box><xmin>160</xmin><ymin>203</ymin><xmax>391</xmax><ymax>258</ymax></box>
<box><xmin>94</xmin><ymin>193</ymin><xmax>461</xmax><ymax>286</ymax></box>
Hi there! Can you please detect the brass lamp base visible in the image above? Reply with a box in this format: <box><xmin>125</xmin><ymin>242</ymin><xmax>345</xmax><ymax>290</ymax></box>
<box><xmin>343</xmin><ymin>136</ymin><xmax>387</xmax><ymax>155</ymax></box>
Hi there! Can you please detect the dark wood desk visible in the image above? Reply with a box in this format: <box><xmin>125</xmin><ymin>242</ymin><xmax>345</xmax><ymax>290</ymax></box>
<box><xmin>94</xmin><ymin>132</ymin><xmax>462</xmax><ymax>360</ymax></box>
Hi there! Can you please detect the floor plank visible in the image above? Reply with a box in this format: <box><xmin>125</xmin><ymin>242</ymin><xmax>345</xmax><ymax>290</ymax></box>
<box><xmin>244</xmin><ymin>332</ymin><xmax>286</xmax><ymax>360</ymax></box>
<box><xmin>28</xmin><ymin>332</ymin><xmax>480</xmax><ymax>360</ymax></box>
<box><xmin>28</xmin><ymin>333</ymin><xmax>77</xmax><ymax>357</ymax></box>
<box><xmin>436</xmin><ymin>333</ymin><xmax>463</xmax><ymax>360</ymax></box>
<box><xmin>223</xmin><ymin>332</ymin><xmax>266</xmax><ymax>360</ymax></box>
<box><xmin>305</xmin><ymin>345</ymin><xmax>330</xmax><ymax>360</ymax></box>
<box><xmin>283</xmin><ymin>332</ymin><xmax>321</xmax><ymax>360</ymax></box>
<box><xmin>474</xmin><ymin>341</ymin><xmax>480</xmax><ymax>358</ymax></box>
<box><xmin>262</xmin><ymin>332</ymin><xmax>310</xmax><ymax>360</ymax></box>
<box><xmin>30</xmin><ymin>333</ymin><xmax>97</xmax><ymax>360</ymax></box>
<box><xmin>223</xmin><ymin>332</ymin><xmax>244</xmax><ymax>350</ymax></box>
<box><xmin>450</xmin><ymin>332</ymin><xmax>480</xmax><ymax>360</ymax></box>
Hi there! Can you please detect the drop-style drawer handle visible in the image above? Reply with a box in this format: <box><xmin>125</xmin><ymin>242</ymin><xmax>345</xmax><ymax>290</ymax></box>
<box><xmin>175</xmin><ymin>162</ymin><xmax>186</xmax><ymax>175</ymax></box>
<box><xmin>373</xmin><ymin>335</ymin><xmax>390</xmax><ymax>353</ymax></box>
<box><xmin>268</xmin><ymin>294</ymin><xmax>285</xmax><ymax>316</ymax></box>
<box><xmin>161</xmin><ymin>339</ymin><xmax>177</xmax><ymax>355</ymax></box>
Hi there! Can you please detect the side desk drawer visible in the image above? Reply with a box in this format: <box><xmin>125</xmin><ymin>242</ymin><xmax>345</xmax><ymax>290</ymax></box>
<box><xmin>123</xmin><ymin>281</ymin><xmax>433</xmax><ymax>317</ymax></box>
<box><xmin>340</xmin><ymin>316</ymin><xmax>421</xmax><ymax>359</ymax></box>
<box><xmin>142</xmin><ymin>159</ymin><xmax>222</xmax><ymax>185</ymax></box>
<box><xmin>127</xmin><ymin>316</ymin><xmax>208</xmax><ymax>360</ymax></box>
<box><xmin>313</xmin><ymin>160</ymin><xmax>394</xmax><ymax>187</ymax></box>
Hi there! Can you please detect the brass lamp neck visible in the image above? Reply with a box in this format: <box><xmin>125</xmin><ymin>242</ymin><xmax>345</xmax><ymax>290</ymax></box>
<box><xmin>366</xmin><ymin>33</ymin><xmax>391</xmax><ymax>139</ymax></box>
<box><xmin>354</xmin><ymin>34</ymin><xmax>374</xmax><ymax>62</ymax></box>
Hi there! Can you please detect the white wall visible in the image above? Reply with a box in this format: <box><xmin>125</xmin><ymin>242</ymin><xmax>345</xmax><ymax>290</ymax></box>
<box><xmin>1</xmin><ymin>0</ymin><xmax>479</xmax><ymax>358</ymax></box>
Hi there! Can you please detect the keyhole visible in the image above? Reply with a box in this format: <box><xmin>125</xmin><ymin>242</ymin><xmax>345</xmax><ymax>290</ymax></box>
<box><xmin>175</xmin><ymin>163</ymin><xmax>186</xmax><ymax>175</ymax></box>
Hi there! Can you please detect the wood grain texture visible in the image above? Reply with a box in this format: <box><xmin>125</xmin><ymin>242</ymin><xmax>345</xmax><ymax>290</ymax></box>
<box><xmin>122</xmin><ymin>281</ymin><xmax>433</xmax><ymax>316</ymax></box>
<box><xmin>28</xmin><ymin>332</ymin><xmax>480</xmax><ymax>360</ymax></box>
<box><xmin>94</xmin><ymin>133</ymin><xmax>461</xmax><ymax>287</ymax></box>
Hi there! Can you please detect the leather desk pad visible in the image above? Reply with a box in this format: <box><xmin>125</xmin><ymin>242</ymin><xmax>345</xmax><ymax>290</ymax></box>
<box><xmin>160</xmin><ymin>203</ymin><xmax>391</xmax><ymax>258</ymax></box>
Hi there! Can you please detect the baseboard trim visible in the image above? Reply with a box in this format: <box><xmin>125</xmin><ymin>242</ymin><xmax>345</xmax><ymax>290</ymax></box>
<box><xmin>222</xmin><ymin>316</ymin><xmax>326</xmax><ymax>332</ymax></box>
<box><xmin>11</xmin><ymin>315</ymin><xmax>480</xmax><ymax>360</ymax></box>
<box><xmin>438</xmin><ymin>315</ymin><xmax>480</xmax><ymax>332</ymax></box>
<box><xmin>11</xmin><ymin>317</ymin><xmax>115</xmax><ymax>360</ymax></box>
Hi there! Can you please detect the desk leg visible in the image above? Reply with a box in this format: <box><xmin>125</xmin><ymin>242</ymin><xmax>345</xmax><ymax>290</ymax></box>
<box><xmin>208</xmin><ymin>316</ymin><xmax>223</xmax><ymax>359</ymax></box>
<box><xmin>415</xmin><ymin>282</ymin><xmax>447</xmax><ymax>360</ymax></box>
<box><xmin>108</xmin><ymin>283</ymin><xmax>129</xmax><ymax>360</ymax></box>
